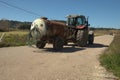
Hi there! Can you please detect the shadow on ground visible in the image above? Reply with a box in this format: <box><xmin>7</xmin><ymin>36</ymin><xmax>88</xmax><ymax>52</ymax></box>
<box><xmin>33</xmin><ymin>43</ymin><xmax>109</xmax><ymax>53</ymax></box>
<box><xmin>34</xmin><ymin>44</ymin><xmax>86</xmax><ymax>53</ymax></box>
<box><xmin>87</xmin><ymin>43</ymin><xmax>109</xmax><ymax>48</ymax></box>
<box><xmin>43</xmin><ymin>47</ymin><xmax>85</xmax><ymax>53</ymax></box>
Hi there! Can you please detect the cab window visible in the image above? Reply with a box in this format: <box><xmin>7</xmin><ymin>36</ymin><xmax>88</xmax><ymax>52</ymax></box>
<box><xmin>68</xmin><ymin>18</ymin><xmax>75</xmax><ymax>26</ymax></box>
<box><xmin>77</xmin><ymin>17</ymin><xmax>86</xmax><ymax>25</ymax></box>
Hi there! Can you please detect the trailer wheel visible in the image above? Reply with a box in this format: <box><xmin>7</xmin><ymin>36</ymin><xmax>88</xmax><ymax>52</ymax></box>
<box><xmin>36</xmin><ymin>41</ymin><xmax>46</xmax><ymax>49</ymax></box>
<box><xmin>53</xmin><ymin>37</ymin><xmax>64</xmax><ymax>51</ymax></box>
<box><xmin>76</xmin><ymin>30</ymin><xmax>88</xmax><ymax>47</ymax></box>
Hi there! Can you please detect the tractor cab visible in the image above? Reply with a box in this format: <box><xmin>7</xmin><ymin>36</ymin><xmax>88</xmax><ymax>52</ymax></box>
<box><xmin>66</xmin><ymin>15</ymin><xmax>89</xmax><ymax>29</ymax></box>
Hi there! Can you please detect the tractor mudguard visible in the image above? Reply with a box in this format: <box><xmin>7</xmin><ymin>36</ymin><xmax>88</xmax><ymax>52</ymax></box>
<box><xmin>76</xmin><ymin>25</ymin><xmax>87</xmax><ymax>29</ymax></box>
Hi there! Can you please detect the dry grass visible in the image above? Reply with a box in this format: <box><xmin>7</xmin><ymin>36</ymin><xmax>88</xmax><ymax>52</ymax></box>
<box><xmin>94</xmin><ymin>30</ymin><xmax>118</xmax><ymax>36</ymax></box>
<box><xmin>0</xmin><ymin>30</ymin><xmax>29</xmax><ymax>47</ymax></box>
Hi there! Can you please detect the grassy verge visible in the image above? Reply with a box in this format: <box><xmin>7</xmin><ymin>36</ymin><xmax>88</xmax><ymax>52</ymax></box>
<box><xmin>0</xmin><ymin>31</ymin><xmax>29</xmax><ymax>47</ymax></box>
<box><xmin>100</xmin><ymin>31</ymin><xmax>120</xmax><ymax>78</ymax></box>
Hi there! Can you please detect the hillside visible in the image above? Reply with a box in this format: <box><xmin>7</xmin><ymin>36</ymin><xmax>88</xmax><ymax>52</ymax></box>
<box><xmin>0</xmin><ymin>19</ymin><xmax>31</xmax><ymax>31</ymax></box>
<box><xmin>0</xmin><ymin>19</ymin><xmax>66</xmax><ymax>31</ymax></box>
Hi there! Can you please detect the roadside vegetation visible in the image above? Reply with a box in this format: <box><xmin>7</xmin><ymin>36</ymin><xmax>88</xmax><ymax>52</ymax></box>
<box><xmin>100</xmin><ymin>30</ymin><xmax>120</xmax><ymax>78</ymax></box>
<box><xmin>0</xmin><ymin>31</ymin><xmax>29</xmax><ymax>47</ymax></box>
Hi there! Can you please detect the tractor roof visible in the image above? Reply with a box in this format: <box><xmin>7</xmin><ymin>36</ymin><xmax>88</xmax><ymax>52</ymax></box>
<box><xmin>66</xmin><ymin>14</ymin><xmax>85</xmax><ymax>18</ymax></box>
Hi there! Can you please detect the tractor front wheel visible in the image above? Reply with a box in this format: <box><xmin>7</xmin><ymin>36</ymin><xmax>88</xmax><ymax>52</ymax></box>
<box><xmin>88</xmin><ymin>31</ymin><xmax>94</xmax><ymax>44</ymax></box>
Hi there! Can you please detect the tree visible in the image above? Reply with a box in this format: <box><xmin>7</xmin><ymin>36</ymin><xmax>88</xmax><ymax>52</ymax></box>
<box><xmin>18</xmin><ymin>23</ymin><xmax>31</xmax><ymax>30</ymax></box>
<box><xmin>0</xmin><ymin>20</ymin><xmax>10</xmax><ymax>31</ymax></box>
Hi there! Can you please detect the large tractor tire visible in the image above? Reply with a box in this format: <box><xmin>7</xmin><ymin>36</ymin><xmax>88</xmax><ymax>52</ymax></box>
<box><xmin>36</xmin><ymin>41</ymin><xmax>46</xmax><ymax>49</ymax></box>
<box><xmin>76</xmin><ymin>30</ymin><xmax>88</xmax><ymax>47</ymax></box>
<box><xmin>88</xmin><ymin>31</ymin><xmax>94</xmax><ymax>44</ymax></box>
<box><xmin>53</xmin><ymin>36</ymin><xmax>64</xmax><ymax>51</ymax></box>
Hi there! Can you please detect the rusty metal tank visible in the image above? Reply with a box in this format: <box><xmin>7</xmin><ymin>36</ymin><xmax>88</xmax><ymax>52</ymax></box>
<box><xmin>30</xmin><ymin>17</ymin><xmax>67</xmax><ymax>42</ymax></box>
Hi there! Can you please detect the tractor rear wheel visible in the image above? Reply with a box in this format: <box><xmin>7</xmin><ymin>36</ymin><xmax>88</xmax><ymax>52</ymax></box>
<box><xmin>76</xmin><ymin>30</ymin><xmax>88</xmax><ymax>47</ymax></box>
<box><xmin>36</xmin><ymin>41</ymin><xmax>46</xmax><ymax>49</ymax></box>
<box><xmin>53</xmin><ymin>37</ymin><xmax>64</xmax><ymax>51</ymax></box>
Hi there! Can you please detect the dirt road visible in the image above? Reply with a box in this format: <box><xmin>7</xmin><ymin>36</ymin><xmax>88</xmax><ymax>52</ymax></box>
<box><xmin>0</xmin><ymin>35</ymin><xmax>118</xmax><ymax>80</ymax></box>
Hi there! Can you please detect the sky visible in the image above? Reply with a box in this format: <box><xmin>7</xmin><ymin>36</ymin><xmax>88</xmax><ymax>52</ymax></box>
<box><xmin>0</xmin><ymin>0</ymin><xmax>120</xmax><ymax>29</ymax></box>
